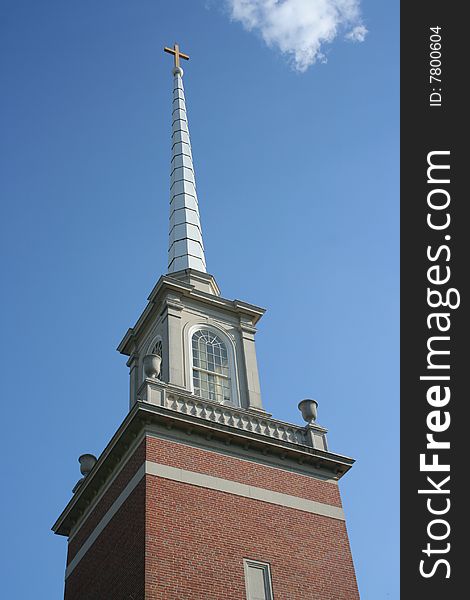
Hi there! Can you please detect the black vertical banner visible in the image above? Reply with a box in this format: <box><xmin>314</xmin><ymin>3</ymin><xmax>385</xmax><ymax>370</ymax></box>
<box><xmin>401</xmin><ymin>2</ymin><xmax>466</xmax><ymax>598</ymax></box>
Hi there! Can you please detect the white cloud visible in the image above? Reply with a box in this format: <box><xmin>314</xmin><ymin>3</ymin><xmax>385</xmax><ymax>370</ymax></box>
<box><xmin>226</xmin><ymin>0</ymin><xmax>368</xmax><ymax>72</ymax></box>
<box><xmin>346</xmin><ymin>24</ymin><xmax>368</xmax><ymax>42</ymax></box>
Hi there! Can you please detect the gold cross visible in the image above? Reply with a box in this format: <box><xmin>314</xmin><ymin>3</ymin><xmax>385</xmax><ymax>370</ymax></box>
<box><xmin>164</xmin><ymin>43</ymin><xmax>190</xmax><ymax>68</ymax></box>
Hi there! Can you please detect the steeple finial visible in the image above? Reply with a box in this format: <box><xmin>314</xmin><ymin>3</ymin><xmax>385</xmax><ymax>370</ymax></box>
<box><xmin>164</xmin><ymin>43</ymin><xmax>189</xmax><ymax>69</ymax></box>
<box><xmin>164</xmin><ymin>43</ymin><xmax>207</xmax><ymax>274</ymax></box>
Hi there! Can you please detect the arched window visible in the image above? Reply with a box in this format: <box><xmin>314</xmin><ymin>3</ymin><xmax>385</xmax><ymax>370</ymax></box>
<box><xmin>192</xmin><ymin>329</ymin><xmax>232</xmax><ymax>404</ymax></box>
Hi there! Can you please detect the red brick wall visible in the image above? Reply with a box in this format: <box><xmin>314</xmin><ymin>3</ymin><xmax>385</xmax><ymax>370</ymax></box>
<box><xmin>64</xmin><ymin>434</ymin><xmax>359</xmax><ymax>600</ymax></box>
<box><xmin>64</xmin><ymin>479</ymin><xmax>146</xmax><ymax>600</ymax></box>
<box><xmin>67</xmin><ymin>439</ymin><xmax>146</xmax><ymax>563</ymax></box>
<box><xmin>145</xmin><ymin>437</ymin><xmax>359</xmax><ymax>600</ymax></box>
<box><xmin>146</xmin><ymin>435</ymin><xmax>342</xmax><ymax>507</ymax></box>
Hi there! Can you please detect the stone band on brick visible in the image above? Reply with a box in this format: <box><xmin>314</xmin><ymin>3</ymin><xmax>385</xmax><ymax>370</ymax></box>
<box><xmin>66</xmin><ymin>458</ymin><xmax>346</xmax><ymax>578</ymax></box>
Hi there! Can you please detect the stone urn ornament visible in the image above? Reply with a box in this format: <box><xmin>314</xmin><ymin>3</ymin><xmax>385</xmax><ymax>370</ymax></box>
<box><xmin>298</xmin><ymin>399</ymin><xmax>319</xmax><ymax>424</ymax></box>
<box><xmin>143</xmin><ymin>353</ymin><xmax>162</xmax><ymax>379</ymax></box>
<box><xmin>72</xmin><ymin>453</ymin><xmax>98</xmax><ymax>493</ymax></box>
<box><xmin>79</xmin><ymin>453</ymin><xmax>97</xmax><ymax>476</ymax></box>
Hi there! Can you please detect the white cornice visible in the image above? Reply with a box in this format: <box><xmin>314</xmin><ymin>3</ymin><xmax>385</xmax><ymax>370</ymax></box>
<box><xmin>52</xmin><ymin>399</ymin><xmax>354</xmax><ymax>538</ymax></box>
<box><xmin>117</xmin><ymin>274</ymin><xmax>266</xmax><ymax>356</ymax></box>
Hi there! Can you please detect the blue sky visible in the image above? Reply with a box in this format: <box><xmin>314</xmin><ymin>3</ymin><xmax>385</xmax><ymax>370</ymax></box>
<box><xmin>0</xmin><ymin>1</ymin><xmax>398</xmax><ymax>597</ymax></box>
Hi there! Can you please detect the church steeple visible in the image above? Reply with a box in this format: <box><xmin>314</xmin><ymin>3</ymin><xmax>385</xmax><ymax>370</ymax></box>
<box><xmin>52</xmin><ymin>44</ymin><xmax>359</xmax><ymax>600</ymax></box>
<box><xmin>165</xmin><ymin>44</ymin><xmax>206</xmax><ymax>274</ymax></box>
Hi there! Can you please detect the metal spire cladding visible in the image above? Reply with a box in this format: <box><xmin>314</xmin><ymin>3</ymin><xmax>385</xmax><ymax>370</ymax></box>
<box><xmin>165</xmin><ymin>44</ymin><xmax>206</xmax><ymax>274</ymax></box>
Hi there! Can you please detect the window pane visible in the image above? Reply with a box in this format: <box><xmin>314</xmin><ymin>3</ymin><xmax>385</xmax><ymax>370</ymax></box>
<box><xmin>244</xmin><ymin>562</ymin><xmax>273</xmax><ymax>600</ymax></box>
<box><xmin>248</xmin><ymin>567</ymin><xmax>266</xmax><ymax>598</ymax></box>
<box><xmin>192</xmin><ymin>329</ymin><xmax>232</xmax><ymax>404</ymax></box>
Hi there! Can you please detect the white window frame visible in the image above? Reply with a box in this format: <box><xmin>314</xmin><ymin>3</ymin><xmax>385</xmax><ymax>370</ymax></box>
<box><xmin>243</xmin><ymin>559</ymin><xmax>274</xmax><ymax>600</ymax></box>
<box><xmin>186</xmin><ymin>323</ymin><xmax>240</xmax><ymax>407</ymax></box>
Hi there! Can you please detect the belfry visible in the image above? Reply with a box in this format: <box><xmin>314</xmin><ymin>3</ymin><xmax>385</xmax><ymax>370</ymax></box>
<box><xmin>53</xmin><ymin>45</ymin><xmax>360</xmax><ymax>600</ymax></box>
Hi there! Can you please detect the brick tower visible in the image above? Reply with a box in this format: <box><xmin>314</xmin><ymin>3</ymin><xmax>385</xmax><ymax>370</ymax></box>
<box><xmin>52</xmin><ymin>44</ymin><xmax>360</xmax><ymax>600</ymax></box>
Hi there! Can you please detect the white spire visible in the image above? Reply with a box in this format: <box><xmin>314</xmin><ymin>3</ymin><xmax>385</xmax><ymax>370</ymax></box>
<box><xmin>167</xmin><ymin>65</ymin><xmax>206</xmax><ymax>274</ymax></box>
